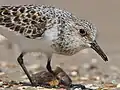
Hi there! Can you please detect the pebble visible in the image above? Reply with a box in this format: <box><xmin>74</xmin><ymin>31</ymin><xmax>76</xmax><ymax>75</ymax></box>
<box><xmin>0</xmin><ymin>81</ymin><xmax>3</xmax><ymax>86</ymax></box>
<box><xmin>89</xmin><ymin>76</ymin><xmax>100</xmax><ymax>81</ymax></box>
<box><xmin>117</xmin><ymin>83</ymin><xmax>120</xmax><ymax>88</ymax></box>
<box><xmin>0</xmin><ymin>72</ymin><xmax>5</xmax><ymax>76</ymax></box>
<box><xmin>73</xmin><ymin>88</ymin><xmax>82</xmax><ymax>90</ymax></box>
<box><xmin>85</xmin><ymin>84</ymin><xmax>99</xmax><ymax>89</ymax></box>
<box><xmin>79</xmin><ymin>77</ymin><xmax>89</xmax><ymax>81</ymax></box>
<box><xmin>70</xmin><ymin>71</ymin><xmax>78</xmax><ymax>77</ymax></box>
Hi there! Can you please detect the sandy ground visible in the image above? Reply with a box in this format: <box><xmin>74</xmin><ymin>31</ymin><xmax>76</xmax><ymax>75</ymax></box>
<box><xmin>0</xmin><ymin>0</ymin><xmax>119</xmax><ymax>90</ymax></box>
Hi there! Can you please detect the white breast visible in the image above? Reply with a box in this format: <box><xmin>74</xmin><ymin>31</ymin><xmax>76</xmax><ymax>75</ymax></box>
<box><xmin>0</xmin><ymin>25</ymin><xmax>54</xmax><ymax>55</ymax></box>
<box><xmin>44</xmin><ymin>24</ymin><xmax>58</xmax><ymax>41</ymax></box>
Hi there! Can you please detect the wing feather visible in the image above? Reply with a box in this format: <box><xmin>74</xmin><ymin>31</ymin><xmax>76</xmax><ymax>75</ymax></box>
<box><xmin>0</xmin><ymin>5</ymin><xmax>48</xmax><ymax>39</ymax></box>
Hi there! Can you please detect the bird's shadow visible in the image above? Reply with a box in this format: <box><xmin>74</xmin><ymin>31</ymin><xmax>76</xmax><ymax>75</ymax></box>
<box><xmin>19</xmin><ymin>82</ymin><xmax>32</xmax><ymax>86</ymax></box>
<box><xmin>19</xmin><ymin>81</ymin><xmax>62</xmax><ymax>89</ymax></box>
<box><xmin>19</xmin><ymin>82</ymin><xmax>94</xmax><ymax>90</ymax></box>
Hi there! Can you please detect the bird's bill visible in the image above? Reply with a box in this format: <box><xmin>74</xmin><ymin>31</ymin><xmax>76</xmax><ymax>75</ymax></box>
<box><xmin>90</xmin><ymin>40</ymin><xmax>108</xmax><ymax>62</ymax></box>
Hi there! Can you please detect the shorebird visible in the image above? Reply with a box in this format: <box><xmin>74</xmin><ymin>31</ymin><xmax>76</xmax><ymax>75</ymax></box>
<box><xmin>0</xmin><ymin>5</ymin><xmax>108</xmax><ymax>86</ymax></box>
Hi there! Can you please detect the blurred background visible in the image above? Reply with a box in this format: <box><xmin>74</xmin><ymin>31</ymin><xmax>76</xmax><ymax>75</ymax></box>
<box><xmin>0</xmin><ymin>0</ymin><xmax>119</xmax><ymax>83</ymax></box>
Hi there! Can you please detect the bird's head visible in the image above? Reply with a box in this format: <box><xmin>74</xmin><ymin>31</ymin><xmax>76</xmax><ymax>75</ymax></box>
<box><xmin>74</xmin><ymin>19</ymin><xmax>108</xmax><ymax>62</ymax></box>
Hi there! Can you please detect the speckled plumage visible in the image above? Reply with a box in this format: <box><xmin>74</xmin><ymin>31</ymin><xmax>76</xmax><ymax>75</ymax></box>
<box><xmin>0</xmin><ymin>4</ymin><xmax>96</xmax><ymax>55</ymax></box>
<box><xmin>0</xmin><ymin>5</ymin><xmax>76</xmax><ymax>38</ymax></box>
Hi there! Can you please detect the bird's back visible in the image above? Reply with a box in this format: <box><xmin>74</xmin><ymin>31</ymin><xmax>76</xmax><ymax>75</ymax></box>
<box><xmin>0</xmin><ymin>5</ymin><xmax>48</xmax><ymax>39</ymax></box>
<box><xmin>0</xmin><ymin>5</ymin><xmax>77</xmax><ymax>53</ymax></box>
<box><xmin>0</xmin><ymin>5</ymin><xmax>76</xmax><ymax>39</ymax></box>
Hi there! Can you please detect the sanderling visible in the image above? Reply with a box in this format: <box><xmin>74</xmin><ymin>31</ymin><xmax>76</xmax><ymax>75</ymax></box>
<box><xmin>0</xmin><ymin>5</ymin><xmax>108</xmax><ymax>86</ymax></box>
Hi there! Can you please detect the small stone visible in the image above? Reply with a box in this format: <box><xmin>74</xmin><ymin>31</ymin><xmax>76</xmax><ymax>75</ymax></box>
<box><xmin>117</xmin><ymin>83</ymin><xmax>120</xmax><ymax>88</ymax></box>
<box><xmin>111</xmin><ymin>80</ymin><xmax>117</xmax><ymax>84</ymax></box>
<box><xmin>85</xmin><ymin>84</ymin><xmax>93</xmax><ymax>88</ymax></box>
<box><xmin>79</xmin><ymin>77</ymin><xmax>88</xmax><ymax>81</ymax></box>
<box><xmin>0</xmin><ymin>61</ymin><xmax>7</xmax><ymax>67</ymax></box>
<box><xmin>36</xmin><ymin>86</ymin><xmax>44</xmax><ymax>89</ymax></box>
<box><xmin>74</xmin><ymin>88</ymin><xmax>82</xmax><ymax>90</ymax></box>
<box><xmin>31</xmin><ymin>66</ymin><xmax>72</xmax><ymax>87</ymax></box>
<box><xmin>0</xmin><ymin>81</ymin><xmax>3</xmax><ymax>86</ymax></box>
<box><xmin>89</xmin><ymin>76</ymin><xmax>100</xmax><ymax>81</ymax></box>
<box><xmin>55</xmin><ymin>67</ymin><xmax>72</xmax><ymax>86</ymax></box>
<box><xmin>0</xmin><ymin>72</ymin><xmax>5</xmax><ymax>76</ymax></box>
<box><xmin>70</xmin><ymin>71</ymin><xmax>78</xmax><ymax>77</ymax></box>
<box><xmin>32</xmin><ymin>71</ymin><xmax>57</xmax><ymax>87</ymax></box>
<box><xmin>85</xmin><ymin>84</ymin><xmax>99</xmax><ymax>89</ymax></box>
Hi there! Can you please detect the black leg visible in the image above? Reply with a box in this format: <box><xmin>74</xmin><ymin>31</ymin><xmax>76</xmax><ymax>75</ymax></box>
<box><xmin>17</xmin><ymin>53</ymin><xmax>34</xmax><ymax>86</ymax></box>
<box><xmin>46</xmin><ymin>58</ymin><xmax>68</xmax><ymax>86</ymax></box>
<box><xmin>46</xmin><ymin>58</ymin><xmax>54</xmax><ymax>74</ymax></box>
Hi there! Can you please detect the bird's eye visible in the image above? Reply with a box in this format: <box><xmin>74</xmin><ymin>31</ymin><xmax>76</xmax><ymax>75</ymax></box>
<box><xmin>79</xmin><ymin>29</ymin><xmax>87</xmax><ymax>36</ymax></box>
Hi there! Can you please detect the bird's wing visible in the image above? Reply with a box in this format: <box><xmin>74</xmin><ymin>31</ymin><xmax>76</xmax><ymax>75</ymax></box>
<box><xmin>0</xmin><ymin>5</ymin><xmax>49</xmax><ymax>39</ymax></box>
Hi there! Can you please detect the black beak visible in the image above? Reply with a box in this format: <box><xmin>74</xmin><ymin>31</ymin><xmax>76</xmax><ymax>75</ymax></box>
<box><xmin>90</xmin><ymin>40</ymin><xmax>108</xmax><ymax>62</ymax></box>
